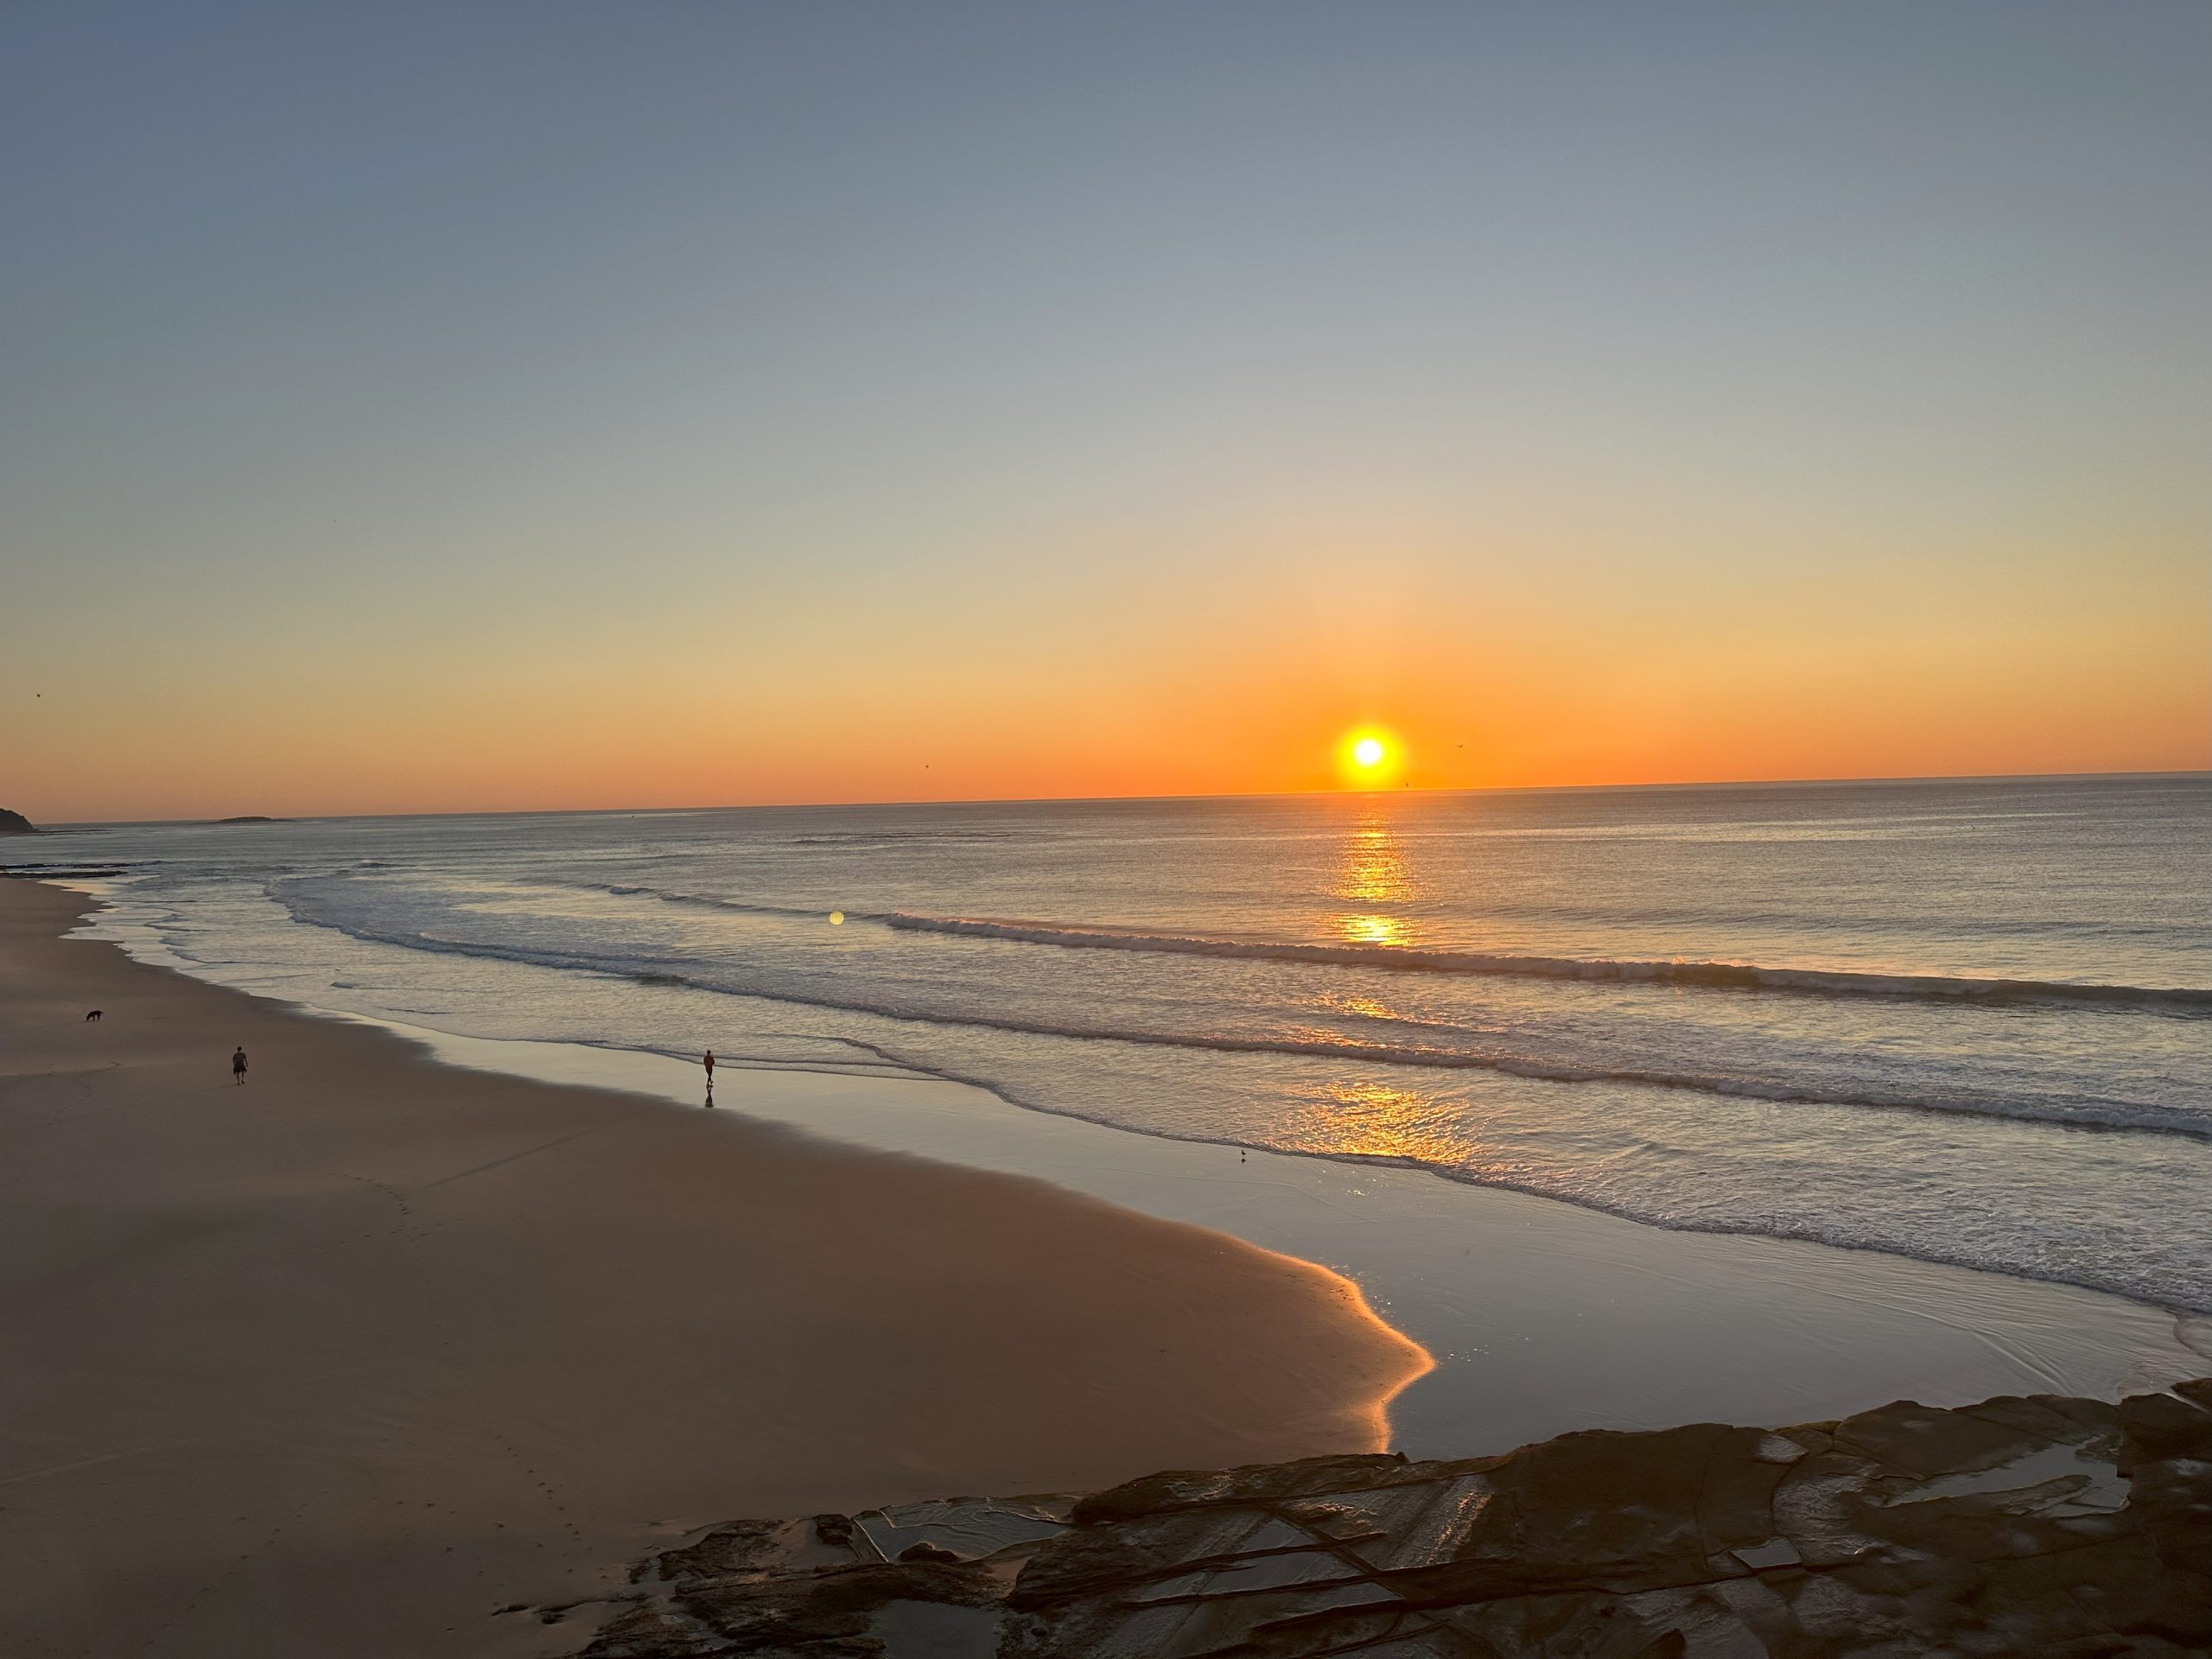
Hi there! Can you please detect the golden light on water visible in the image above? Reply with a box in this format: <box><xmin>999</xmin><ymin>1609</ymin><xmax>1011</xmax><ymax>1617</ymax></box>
<box><xmin>1338</xmin><ymin>822</ymin><xmax>1411</xmax><ymax>904</ymax></box>
<box><xmin>1285</xmin><ymin>1079</ymin><xmax>1480</xmax><ymax>1167</ymax></box>
<box><xmin>1333</xmin><ymin>812</ymin><xmax>1416</xmax><ymax>948</ymax></box>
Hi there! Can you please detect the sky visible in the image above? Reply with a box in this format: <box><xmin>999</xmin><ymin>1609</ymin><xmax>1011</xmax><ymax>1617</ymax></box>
<box><xmin>3</xmin><ymin>1</ymin><xmax>2207</xmax><ymax>823</ymax></box>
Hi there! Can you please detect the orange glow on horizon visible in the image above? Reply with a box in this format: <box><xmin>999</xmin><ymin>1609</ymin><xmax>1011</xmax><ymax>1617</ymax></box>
<box><xmin>4</xmin><ymin>524</ymin><xmax>2203</xmax><ymax>823</ymax></box>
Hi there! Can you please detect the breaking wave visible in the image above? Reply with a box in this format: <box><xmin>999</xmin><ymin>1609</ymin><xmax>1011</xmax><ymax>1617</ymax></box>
<box><xmin>467</xmin><ymin>879</ymin><xmax>2212</xmax><ymax>1014</ymax></box>
<box><xmin>885</xmin><ymin>914</ymin><xmax>2212</xmax><ymax>1013</ymax></box>
<box><xmin>546</xmin><ymin>880</ymin><xmax>860</xmax><ymax>921</ymax></box>
<box><xmin>260</xmin><ymin>890</ymin><xmax>2212</xmax><ymax>1141</ymax></box>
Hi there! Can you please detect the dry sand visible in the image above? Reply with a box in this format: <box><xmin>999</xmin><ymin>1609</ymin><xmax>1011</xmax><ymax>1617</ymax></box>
<box><xmin>0</xmin><ymin>881</ymin><xmax>1427</xmax><ymax>1657</ymax></box>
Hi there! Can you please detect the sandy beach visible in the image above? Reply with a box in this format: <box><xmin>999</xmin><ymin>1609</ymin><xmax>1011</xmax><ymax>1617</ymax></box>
<box><xmin>0</xmin><ymin>881</ymin><xmax>1427</xmax><ymax>1657</ymax></box>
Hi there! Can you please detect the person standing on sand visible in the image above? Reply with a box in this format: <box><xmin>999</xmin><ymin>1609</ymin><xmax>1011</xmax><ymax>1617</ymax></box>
<box><xmin>702</xmin><ymin>1048</ymin><xmax>715</xmax><ymax>1105</ymax></box>
<box><xmin>232</xmin><ymin>1046</ymin><xmax>248</xmax><ymax>1085</ymax></box>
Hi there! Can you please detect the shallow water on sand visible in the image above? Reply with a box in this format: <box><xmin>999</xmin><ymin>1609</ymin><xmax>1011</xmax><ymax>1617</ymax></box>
<box><xmin>24</xmin><ymin>773</ymin><xmax>2211</xmax><ymax>1313</ymax></box>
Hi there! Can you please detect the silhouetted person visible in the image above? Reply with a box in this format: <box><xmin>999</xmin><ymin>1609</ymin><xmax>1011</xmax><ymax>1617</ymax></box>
<box><xmin>703</xmin><ymin>1048</ymin><xmax>715</xmax><ymax>1106</ymax></box>
<box><xmin>232</xmin><ymin>1046</ymin><xmax>248</xmax><ymax>1085</ymax></box>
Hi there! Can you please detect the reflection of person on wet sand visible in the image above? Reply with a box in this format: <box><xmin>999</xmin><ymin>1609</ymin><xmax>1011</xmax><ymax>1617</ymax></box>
<box><xmin>702</xmin><ymin>1048</ymin><xmax>715</xmax><ymax>1107</ymax></box>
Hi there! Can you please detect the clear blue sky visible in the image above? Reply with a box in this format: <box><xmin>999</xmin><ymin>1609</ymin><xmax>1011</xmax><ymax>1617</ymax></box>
<box><xmin>4</xmin><ymin>3</ymin><xmax>2206</xmax><ymax>818</ymax></box>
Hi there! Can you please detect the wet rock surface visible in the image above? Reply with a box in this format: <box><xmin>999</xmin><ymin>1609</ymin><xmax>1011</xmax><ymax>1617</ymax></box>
<box><xmin>561</xmin><ymin>1380</ymin><xmax>2211</xmax><ymax>1656</ymax></box>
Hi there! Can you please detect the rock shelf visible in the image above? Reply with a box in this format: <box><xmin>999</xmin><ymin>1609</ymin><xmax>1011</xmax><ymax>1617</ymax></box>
<box><xmin>558</xmin><ymin>1379</ymin><xmax>2212</xmax><ymax>1657</ymax></box>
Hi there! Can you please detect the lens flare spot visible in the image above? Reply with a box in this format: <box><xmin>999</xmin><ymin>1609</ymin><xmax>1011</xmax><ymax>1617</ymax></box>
<box><xmin>829</xmin><ymin>911</ymin><xmax>844</xmax><ymax>925</ymax></box>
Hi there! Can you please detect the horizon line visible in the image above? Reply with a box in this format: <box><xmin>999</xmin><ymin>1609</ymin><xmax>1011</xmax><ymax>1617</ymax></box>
<box><xmin>25</xmin><ymin>766</ymin><xmax>2209</xmax><ymax>832</ymax></box>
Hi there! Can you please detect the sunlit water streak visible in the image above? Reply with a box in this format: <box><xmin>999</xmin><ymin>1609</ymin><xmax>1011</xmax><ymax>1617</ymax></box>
<box><xmin>21</xmin><ymin>774</ymin><xmax>2210</xmax><ymax>1311</ymax></box>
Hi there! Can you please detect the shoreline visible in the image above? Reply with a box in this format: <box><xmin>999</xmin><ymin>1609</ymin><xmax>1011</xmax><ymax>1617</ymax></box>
<box><xmin>54</xmin><ymin>880</ymin><xmax>2212</xmax><ymax>1456</ymax></box>
<box><xmin>372</xmin><ymin>1018</ymin><xmax>2212</xmax><ymax>1455</ymax></box>
<box><xmin>0</xmin><ymin>881</ymin><xmax>1427</xmax><ymax>1658</ymax></box>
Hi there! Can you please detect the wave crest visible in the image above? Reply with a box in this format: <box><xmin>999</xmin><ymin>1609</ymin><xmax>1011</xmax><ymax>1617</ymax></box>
<box><xmin>255</xmin><ymin>892</ymin><xmax>2212</xmax><ymax>1141</ymax></box>
<box><xmin>885</xmin><ymin>914</ymin><xmax>2212</xmax><ymax>1013</ymax></box>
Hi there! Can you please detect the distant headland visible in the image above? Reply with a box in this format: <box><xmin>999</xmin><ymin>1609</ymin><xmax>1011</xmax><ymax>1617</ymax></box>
<box><xmin>215</xmin><ymin>816</ymin><xmax>289</xmax><ymax>824</ymax></box>
<box><xmin>0</xmin><ymin>808</ymin><xmax>39</xmax><ymax>836</ymax></box>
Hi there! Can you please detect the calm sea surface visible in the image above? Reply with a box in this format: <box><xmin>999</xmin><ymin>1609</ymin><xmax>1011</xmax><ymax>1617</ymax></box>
<box><xmin>24</xmin><ymin>775</ymin><xmax>2211</xmax><ymax>1311</ymax></box>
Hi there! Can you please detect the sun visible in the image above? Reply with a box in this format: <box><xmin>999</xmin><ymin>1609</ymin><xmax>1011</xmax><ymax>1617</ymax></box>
<box><xmin>1337</xmin><ymin>728</ymin><xmax>1403</xmax><ymax>788</ymax></box>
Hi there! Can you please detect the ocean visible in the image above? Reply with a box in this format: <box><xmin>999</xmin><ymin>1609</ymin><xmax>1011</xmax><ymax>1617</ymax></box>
<box><xmin>22</xmin><ymin>773</ymin><xmax>2210</xmax><ymax>1314</ymax></box>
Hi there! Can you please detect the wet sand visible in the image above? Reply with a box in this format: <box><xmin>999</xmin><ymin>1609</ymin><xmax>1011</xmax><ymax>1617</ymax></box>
<box><xmin>0</xmin><ymin>881</ymin><xmax>1427</xmax><ymax>1658</ymax></box>
<box><xmin>362</xmin><ymin>1014</ymin><xmax>2212</xmax><ymax>1459</ymax></box>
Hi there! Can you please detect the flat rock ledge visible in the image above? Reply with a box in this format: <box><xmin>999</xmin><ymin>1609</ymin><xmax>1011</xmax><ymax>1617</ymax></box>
<box><xmin>553</xmin><ymin>1379</ymin><xmax>2212</xmax><ymax>1657</ymax></box>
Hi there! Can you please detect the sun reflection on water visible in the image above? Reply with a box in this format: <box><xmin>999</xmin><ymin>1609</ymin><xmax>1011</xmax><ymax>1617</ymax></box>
<box><xmin>1283</xmin><ymin>1079</ymin><xmax>1471</xmax><ymax>1166</ymax></box>
<box><xmin>1333</xmin><ymin>812</ymin><xmax>1417</xmax><ymax>947</ymax></box>
<box><xmin>1332</xmin><ymin>995</ymin><xmax>1397</xmax><ymax>1020</ymax></box>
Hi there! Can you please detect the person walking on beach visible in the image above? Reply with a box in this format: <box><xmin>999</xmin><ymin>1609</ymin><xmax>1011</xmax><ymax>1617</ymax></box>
<box><xmin>702</xmin><ymin>1048</ymin><xmax>715</xmax><ymax>1105</ymax></box>
<box><xmin>232</xmin><ymin>1046</ymin><xmax>248</xmax><ymax>1085</ymax></box>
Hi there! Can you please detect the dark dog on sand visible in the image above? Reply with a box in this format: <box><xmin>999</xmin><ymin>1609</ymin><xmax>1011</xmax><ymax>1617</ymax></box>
<box><xmin>85</xmin><ymin>1009</ymin><xmax>102</xmax><ymax>1021</ymax></box>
